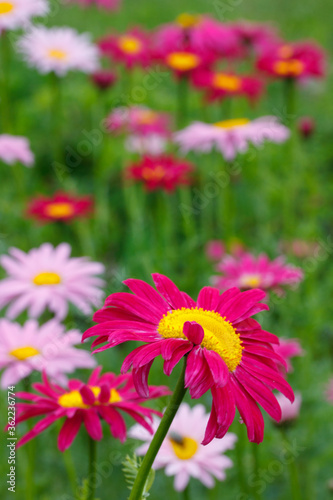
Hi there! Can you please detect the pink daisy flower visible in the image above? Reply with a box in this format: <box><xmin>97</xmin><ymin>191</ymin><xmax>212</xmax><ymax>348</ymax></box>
<box><xmin>106</xmin><ymin>106</ymin><xmax>171</xmax><ymax>137</ymax></box>
<box><xmin>173</xmin><ymin>117</ymin><xmax>290</xmax><ymax>161</ymax></box>
<box><xmin>213</xmin><ymin>252</ymin><xmax>304</xmax><ymax>294</ymax></box>
<box><xmin>274</xmin><ymin>392</ymin><xmax>302</xmax><ymax>424</ymax></box>
<box><xmin>17</xmin><ymin>26</ymin><xmax>99</xmax><ymax>76</ymax></box>
<box><xmin>325</xmin><ymin>379</ymin><xmax>333</xmax><ymax>404</ymax></box>
<box><xmin>0</xmin><ymin>0</ymin><xmax>48</xmax><ymax>31</ymax></box>
<box><xmin>273</xmin><ymin>338</ymin><xmax>304</xmax><ymax>374</ymax></box>
<box><xmin>0</xmin><ymin>319</ymin><xmax>96</xmax><ymax>388</ymax></box>
<box><xmin>192</xmin><ymin>69</ymin><xmax>264</xmax><ymax>103</ymax></box>
<box><xmin>0</xmin><ymin>243</ymin><xmax>105</xmax><ymax>320</ymax></box>
<box><xmin>0</xmin><ymin>134</ymin><xmax>34</xmax><ymax>167</ymax></box>
<box><xmin>256</xmin><ymin>41</ymin><xmax>325</xmax><ymax>79</ymax></box>
<box><xmin>15</xmin><ymin>368</ymin><xmax>170</xmax><ymax>451</ymax></box>
<box><xmin>130</xmin><ymin>403</ymin><xmax>237</xmax><ymax>491</ymax></box>
<box><xmin>230</xmin><ymin>21</ymin><xmax>281</xmax><ymax>56</ymax></box>
<box><xmin>83</xmin><ymin>274</ymin><xmax>294</xmax><ymax>444</ymax></box>
<box><xmin>98</xmin><ymin>28</ymin><xmax>151</xmax><ymax>69</ymax></box>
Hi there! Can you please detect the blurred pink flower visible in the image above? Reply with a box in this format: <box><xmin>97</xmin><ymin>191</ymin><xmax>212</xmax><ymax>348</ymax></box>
<box><xmin>17</xmin><ymin>26</ymin><xmax>99</xmax><ymax>76</ymax></box>
<box><xmin>91</xmin><ymin>69</ymin><xmax>117</xmax><ymax>90</ymax></box>
<box><xmin>106</xmin><ymin>106</ymin><xmax>171</xmax><ymax>136</ymax></box>
<box><xmin>274</xmin><ymin>392</ymin><xmax>302</xmax><ymax>423</ymax></box>
<box><xmin>0</xmin><ymin>0</ymin><xmax>49</xmax><ymax>31</ymax></box>
<box><xmin>298</xmin><ymin>117</ymin><xmax>315</xmax><ymax>139</ymax></box>
<box><xmin>0</xmin><ymin>134</ymin><xmax>34</xmax><ymax>167</ymax></box>
<box><xmin>174</xmin><ymin>117</ymin><xmax>290</xmax><ymax>161</ymax></box>
<box><xmin>130</xmin><ymin>403</ymin><xmax>237</xmax><ymax>491</ymax></box>
<box><xmin>325</xmin><ymin>379</ymin><xmax>333</xmax><ymax>404</ymax></box>
<box><xmin>99</xmin><ymin>28</ymin><xmax>151</xmax><ymax>69</ymax></box>
<box><xmin>0</xmin><ymin>319</ymin><xmax>96</xmax><ymax>388</ymax></box>
<box><xmin>0</xmin><ymin>243</ymin><xmax>105</xmax><ymax>320</ymax></box>
<box><xmin>205</xmin><ymin>241</ymin><xmax>226</xmax><ymax>261</ymax></box>
<box><xmin>273</xmin><ymin>338</ymin><xmax>304</xmax><ymax>373</ymax></box>
<box><xmin>213</xmin><ymin>253</ymin><xmax>303</xmax><ymax>294</ymax></box>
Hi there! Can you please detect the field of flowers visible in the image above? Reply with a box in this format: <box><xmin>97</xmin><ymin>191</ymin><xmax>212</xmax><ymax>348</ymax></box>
<box><xmin>0</xmin><ymin>0</ymin><xmax>332</xmax><ymax>499</ymax></box>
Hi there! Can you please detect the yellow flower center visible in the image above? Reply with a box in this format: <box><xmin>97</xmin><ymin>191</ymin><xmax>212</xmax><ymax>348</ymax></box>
<box><xmin>212</xmin><ymin>73</ymin><xmax>242</xmax><ymax>92</ymax></box>
<box><xmin>141</xmin><ymin>165</ymin><xmax>166</xmax><ymax>181</ymax></box>
<box><xmin>48</xmin><ymin>49</ymin><xmax>67</xmax><ymax>60</ymax></box>
<box><xmin>240</xmin><ymin>274</ymin><xmax>261</xmax><ymax>289</ymax></box>
<box><xmin>214</xmin><ymin>118</ymin><xmax>250</xmax><ymax>129</ymax></box>
<box><xmin>158</xmin><ymin>307</ymin><xmax>243</xmax><ymax>372</ymax></box>
<box><xmin>166</xmin><ymin>52</ymin><xmax>200</xmax><ymax>72</ymax></box>
<box><xmin>176</xmin><ymin>13</ymin><xmax>201</xmax><ymax>29</ymax></box>
<box><xmin>58</xmin><ymin>387</ymin><xmax>121</xmax><ymax>409</ymax></box>
<box><xmin>170</xmin><ymin>435</ymin><xmax>198</xmax><ymax>460</ymax></box>
<box><xmin>118</xmin><ymin>36</ymin><xmax>143</xmax><ymax>54</ymax></box>
<box><xmin>278</xmin><ymin>45</ymin><xmax>294</xmax><ymax>59</ymax></box>
<box><xmin>0</xmin><ymin>1</ymin><xmax>13</xmax><ymax>14</ymax></box>
<box><xmin>10</xmin><ymin>346</ymin><xmax>40</xmax><ymax>360</ymax></box>
<box><xmin>33</xmin><ymin>272</ymin><xmax>62</xmax><ymax>286</ymax></box>
<box><xmin>273</xmin><ymin>59</ymin><xmax>304</xmax><ymax>77</ymax></box>
<box><xmin>44</xmin><ymin>202</ymin><xmax>75</xmax><ymax>219</ymax></box>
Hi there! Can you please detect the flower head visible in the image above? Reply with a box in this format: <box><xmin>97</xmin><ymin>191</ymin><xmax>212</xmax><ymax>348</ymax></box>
<box><xmin>257</xmin><ymin>41</ymin><xmax>325</xmax><ymax>79</ymax></box>
<box><xmin>274</xmin><ymin>392</ymin><xmax>302</xmax><ymax>424</ymax></box>
<box><xmin>162</xmin><ymin>47</ymin><xmax>213</xmax><ymax>78</ymax></box>
<box><xmin>15</xmin><ymin>368</ymin><xmax>170</xmax><ymax>451</ymax></box>
<box><xmin>27</xmin><ymin>192</ymin><xmax>93</xmax><ymax>223</ymax></box>
<box><xmin>83</xmin><ymin>274</ymin><xmax>294</xmax><ymax>444</ymax></box>
<box><xmin>91</xmin><ymin>69</ymin><xmax>117</xmax><ymax>90</ymax></box>
<box><xmin>298</xmin><ymin>116</ymin><xmax>315</xmax><ymax>139</ymax></box>
<box><xmin>130</xmin><ymin>403</ymin><xmax>237</xmax><ymax>491</ymax></box>
<box><xmin>0</xmin><ymin>243</ymin><xmax>105</xmax><ymax>320</ymax></box>
<box><xmin>17</xmin><ymin>26</ymin><xmax>99</xmax><ymax>76</ymax></box>
<box><xmin>213</xmin><ymin>252</ymin><xmax>304</xmax><ymax>294</ymax></box>
<box><xmin>0</xmin><ymin>319</ymin><xmax>96</xmax><ymax>388</ymax></box>
<box><xmin>174</xmin><ymin>116</ymin><xmax>290</xmax><ymax>161</ymax></box>
<box><xmin>126</xmin><ymin>155</ymin><xmax>193</xmax><ymax>192</ymax></box>
<box><xmin>273</xmin><ymin>338</ymin><xmax>304</xmax><ymax>374</ymax></box>
<box><xmin>0</xmin><ymin>0</ymin><xmax>48</xmax><ymax>31</ymax></box>
<box><xmin>230</xmin><ymin>21</ymin><xmax>280</xmax><ymax>56</ymax></box>
<box><xmin>192</xmin><ymin>69</ymin><xmax>264</xmax><ymax>103</ymax></box>
<box><xmin>0</xmin><ymin>134</ymin><xmax>34</xmax><ymax>167</ymax></box>
<box><xmin>106</xmin><ymin>106</ymin><xmax>171</xmax><ymax>137</ymax></box>
<box><xmin>99</xmin><ymin>28</ymin><xmax>151</xmax><ymax>69</ymax></box>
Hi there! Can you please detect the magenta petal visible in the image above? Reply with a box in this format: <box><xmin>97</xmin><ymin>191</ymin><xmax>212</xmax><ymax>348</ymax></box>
<box><xmin>219</xmin><ymin>289</ymin><xmax>267</xmax><ymax>322</ymax></box>
<box><xmin>83</xmin><ymin>410</ymin><xmax>103</xmax><ymax>441</ymax></box>
<box><xmin>197</xmin><ymin>286</ymin><xmax>220</xmax><ymax>309</ymax></box>
<box><xmin>203</xmin><ymin>349</ymin><xmax>229</xmax><ymax>387</ymax></box>
<box><xmin>99</xmin><ymin>406</ymin><xmax>127</xmax><ymax>442</ymax></box>
<box><xmin>121</xmin><ymin>342</ymin><xmax>162</xmax><ymax>373</ymax></box>
<box><xmin>151</xmin><ymin>273</ymin><xmax>187</xmax><ymax>309</ymax></box>
<box><xmin>163</xmin><ymin>343</ymin><xmax>192</xmax><ymax>376</ymax></box>
<box><xmin>80</xmin><ymin>386</ymin><xmax>95</xmax><ymax>405</ymax></box>
<box><xmin>202</xmin><ymin>401</ymin><xmax>218</xmax><ymax>445</ymax></box>
<box><xmin>132</xmin><ymin>361</ymin><xmax>154</xmax><ymax>398</ymax></box>
<box><xmin>105</xmin><ymin>293</ymin><xmax>162</xmax><ymax>323</ymax></box>
<box><xmin>124</xmin><ymin>278</ymin><xmax>169</xmax><ymax>312</ymax></box>
<box><xmin>183</xmin><ymin>321</ymin><xmax>204</xmax><ymax>345</ymax></box>
<box><xmin>58</xmin><ymin>415</ymin><xmax>82</xmax><ymax>452</ymax></box>
<box><xmin>98</xmin><ymin>384</ymin><xmax>110</xmax><ymax>404</ymax></box>
<box><xmin>161</xmin><ymin>338</ymin><xmax>189</xmax><ymax>361</ymax></box>
<box><xmin>215</xmin><ymin>287</ymin><xmax>241</xmax><ymax>312</ymax></box>
<box><xmin>212</xmin><ymin>383</ymin><xmax>236</xmax><ymax>434</ymax></box>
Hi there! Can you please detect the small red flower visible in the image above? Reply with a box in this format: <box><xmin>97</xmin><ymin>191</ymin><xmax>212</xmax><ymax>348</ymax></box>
<box><xmin>98</xmin><ymin>28</ymin><xmax>152</xmax><ymax>69</ymax></box>
<box><xmin>256</xmin><ymin>41</ymin><xmax>325</xmax><ymax>79</ymax></box>
<box><xmin>126</xmin><ymin>155</ymin><xmax>194</xmax><ymax>192</ymax></box>
<box><xmin>91</xmin><ymin>69</ymin><xmax>117</xmax><ymax>90</ymax></box>
<box><xmin>27</xmin><ymin>192</ymin><xmax>93</xmax><ymax>223</ymax></box>
<box><xmin>15</xmin><ymin>368</ymin><xmax>170</xmax><ymax>451</ymax></box>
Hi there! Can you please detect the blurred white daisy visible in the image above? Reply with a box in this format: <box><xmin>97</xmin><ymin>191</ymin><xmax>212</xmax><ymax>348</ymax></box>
<box><xmin>17</xmin><ymin>25</ymin><xmax>100</xmax><ymax>76</ymax></box>
<box><xmin>0</xmin><ymin>134</ymin><xmax>34</xmax><ymax>166</ymax></box>
<box><xmin>130</xmin><ymin>403</ymin><xmax>237</xmax><ymax>491</ymax></box>
<box><xmin>0</xmin><ymin>0</ymin><xmax>49</xmax><ymax>32</ymax></box>
<box><xmin>0</xmin><ymin>243</ymin><xmax>105</xmax><ymax>320</ymax></box>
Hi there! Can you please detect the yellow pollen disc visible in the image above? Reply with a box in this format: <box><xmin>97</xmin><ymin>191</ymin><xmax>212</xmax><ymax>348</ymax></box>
<box><xmin>213</xmin><ymin>73</ymin><xmax>242</xmax><ymax>92</ymax></box>
<box><xmin>0</xmin><ymin>2</ymin><xmax>13</xmax><ymax>14</ymax></box>
<box><xmin>166</xmin><ymin>52</ymin><xmax>200</xmax><ymax>72</ymax></box>
<box><xmin>33</xmin><ymin>272</ymin><xmax>61</xmax><ymax>286</ymax></box>
<box><xmin>158</xmin><ymin>307</ymin><xmax>243</xmax><ymax>372</ymax></box>
<box><xmin>273</xmin><ymin>59</ymin><xmax>304</xmax><ymax>77</ymax></box>
<box><xmin>278</xmin><ymin>45</ymin><xmax>294</xmax><ymax>59</ymax></box>
<box><xmin>90</xmin><ymin>386</ymin><xmax>122</xmax><ymax>404</ymax></box>
<box><xmin>48</xmin><ymin>49</ymin><xmax>67</xmax><ymax>60</ymax></box>
<box><xmin>176</xmin><ymin>13</ymin><xmax>201</xmax><ymax>29</ymax></box>
<box><xmin>44</xmin><ymin>202</ymin><xmax>75</xmax><ymax>218</ymax></box>
<box><xmin>214</xmin><ymin>118</ymin><xmax>250</xmax><ymax>129</ymax></box>
<box><xmin>141</xmin><ymin>165</ymin><xmax>166</xmax><ymax>181</ymax></box>
<box><xmin>240</xmin><ymin>274</ymin><xmax>261</xmax><ymax>289</ymax></box>
<box><xmin>118</xmin><ymin>36</ymin><xmax>142</xmax><ymax>54</ymax></box>
<box><xmin>10</xmin><ymin>346</ymin><xmax>40</xmax><ymax>361</ymax></box>
<box><xmin>58</xmin><ymin>390</ymin><xmax>89</xmax><ymax>409</ymax></box>
<box><xmin>170</xmin><ymin>436</ymin><xmax>198</xmax><ymax>460</ymax></box>
<box><xmin>138</xmin><ymin>110</ymin><xmax>157</xmax><ymax>124</ymax></box>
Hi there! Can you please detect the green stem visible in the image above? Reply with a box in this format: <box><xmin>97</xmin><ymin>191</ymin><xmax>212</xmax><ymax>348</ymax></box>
<box><xmin>177</xmin><ymin>77</ymin><xmax>189</xmax><ymax>128</ymax></box>
<box><xmin>280</xmin><ymin>428</ymin><xmax>301</xmax><ymax>500</ymax></box>
<box><xmin>22</xmin><ymin>376</ymin><xmax>35</xmax><ymax>500</ymax></box>
<box><xmin>1</xmin><ymin>31</ymin><xmax>11</xmax><ymax>132</ymax></box>
<box><xmin>182</xmin><ymin>484</ymin><xmax>190</xmax><ymax>500</ymax></box>
<box><xmin>235</xmin><ymin>425</ymin><xmax>249</xmax><ymax>496</ymax></box>
<box><xmin>128</xmin><ymin>359</ymin><xmax>188</xmax><ymax>500</ymax></box>
<box><xmin>251</xmin><ymin>444</ymin><xmax>262</xmax><ymax>500</ymax></box>
<box><xmin>88</xmin><ymin>437</ymin><xmax>97</xmax><ymax>500</ymax></box>
<box><xmin>63</xmin><ymin>448</ymin><xmax>77</xmax><ymax>496</ymax></box>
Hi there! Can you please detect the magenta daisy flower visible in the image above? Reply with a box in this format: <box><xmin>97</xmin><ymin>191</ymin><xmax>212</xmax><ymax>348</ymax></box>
<box><xmin>130</xmin><ymin>403</ymin><xmax>237</xmax><ymax>491</ymax></box>
<box><xmin>0</xmin><ymin>319</ymin><xmax>96</xmax><ymax>388</ymax></box>
<box><xmin>213</xmin><ymin>252</ymin><xmax>303</xmax><ymax>294</ymax></box>
<box><xmin>15</xmin><ymin>368</ymin><xmax>170</xmax><ymax>451</ymax></box>
<box><xmin>83</xmin><ymin>274</ymin><xmax>294</xmax><ymax>444</ymax></box>
<box><xmin>0</xmin><ymin>243</ymin><xmax>105</xmax><ymax>320</ymax></box>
